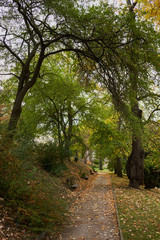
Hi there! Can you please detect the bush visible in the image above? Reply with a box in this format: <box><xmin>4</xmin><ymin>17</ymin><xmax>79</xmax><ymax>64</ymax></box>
<box><xmin>93</xmin><ymin>159</ymin><xmax>99</xmax><ymax>165</ymax></box>
<box><xmin>0</xmin><ymin>138</ymin><xmax>68</xmax><ymax>232</ymax></box>
<box><xmin>35</xmin><ymin>142</ymin><xmax>68</xmax><ymax>176</ymax></box>
<box><xmin>144</xmin><ymin>166</ymin><xmax>160</xmax><ymax>189</ymax></box>
<box><xmin>12</xmin><ymin>137</ymin><xmax>35</xmax><ymax>161</ymax></box>
<box><xmin>144</xmin><ymin>154</ymin><xmax>160</xmax><ymax>189</ymax></box>
<box><xmin>79</xmin><ymin>167</ymin><xmax>87</xmax><ymax>179</ymax></box>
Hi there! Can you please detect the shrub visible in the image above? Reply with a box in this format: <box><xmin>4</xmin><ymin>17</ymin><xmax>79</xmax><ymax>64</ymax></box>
<box><xmin>0</xmin><ymin>138</ymin><xmax>69</xmax><ymax>232</ymax></box>
<box><xmin>144</xmin><ymin>154</ymin><xmax>160</xmax><ymax>188</ymax></box>
<box><xmin>93</xmin><ymin>159</ymin><xmax>99</xmax><ymax>165</ymax></box>
<box><xmin>12</xmin><ymin>137</ymin><xmax>35</xmax><ymax>161</ymax></box>
<box><xmin>35</xmin><ymin>142</ymin><xmax>68</xmax><ymax>176</ymax></box>
<box><xmin>79</xmin><ymin>167</ymin><xmax>87</xmax><ymax>179</ymax></box>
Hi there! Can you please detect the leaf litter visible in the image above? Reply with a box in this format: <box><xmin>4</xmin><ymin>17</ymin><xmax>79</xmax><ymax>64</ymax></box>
<box><xmin>57</xmin><ymin>173</ymin><xmax>120</xmax><ymax>240</ymax></box>
<box><xmin>111</xmin><ymin>174</ymin><xmax>160</xmax><ymax>240</ymax></box>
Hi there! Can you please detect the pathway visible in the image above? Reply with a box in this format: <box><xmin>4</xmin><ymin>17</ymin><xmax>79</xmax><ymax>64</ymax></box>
<box><xmin>57</xmin><ymin>173</ymin><xmax>120</xmax><ymax>240</ymax></box>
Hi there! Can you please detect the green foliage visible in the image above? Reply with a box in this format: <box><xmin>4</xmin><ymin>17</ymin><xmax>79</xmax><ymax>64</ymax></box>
<box><xmin>79</xmin><ymin>167</ymin><xmax>87</xmax><ymax>179</ymax></box>
<box><xmin>107</xmin><ymin>158</ymin><xmax>116</xmax><ymax>172</ymax></box>
<box><xmin>13</xmin><ymin>137</ymin><xmax>35</xmax><ymax>161</ymax></box>
<box><xmin>90</xmin><ymin>109</ymin><xmax>131</xmax><ymax>172</ymax></box>
<box><xmin>0</xmin><ymin>136</ymin><xmax>68</xmax><ymax>232</ymax></box>
<box><xmin>143</xmin><ymin>123</ymin><xmax>160</xmax><ymax>188</ymax></box>
<box><xmin>144</xmin><ymin>155</ymin><xmax>160</xmax><ymax>188</ymax></box>
<box><xmin>20</xmin><ymin>54</ymin><xmax>92</xmax><ymax>150</ymax></box>
<box><xmin>80</xmin><ymin>172</ymin><xmax>86</xmax><ymax>179</ymax></box>
<box><xmin>35</xmin><ymin>142</ymin><xmax>68</xmax><ymax>176</ymax></box>
<box><xmin>108</xmin><ymin>157</ymin><xmax>127</xmax><ymax>173</ymax></box>
<box><xmin>93</xmin><ymin>159</ymin><xmax>99</xmax><ymax>165</ymax></box>
<box><xmin>1</xmin><ymin>0</ymin><xmax>160</xmax><ymax>233</ymax></box>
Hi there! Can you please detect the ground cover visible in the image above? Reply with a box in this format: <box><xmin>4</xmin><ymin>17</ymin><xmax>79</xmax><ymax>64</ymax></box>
<box><xmin>111</xmin><ymin>174</ymin><xmax>160</xmax><ymax>240</ymax></box>
<box><xmin>0</xmin><ymin>152</ymin><xmax>95</xmax><ymax>240</ymax></box>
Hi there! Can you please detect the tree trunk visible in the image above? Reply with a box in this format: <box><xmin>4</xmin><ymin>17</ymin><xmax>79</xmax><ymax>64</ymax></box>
<box><xmin>7</xmin><ymin>47</ymin><xmax>45</xmax><ymax>139</ymax></box>
<box><xmin>127</xmin><ymin>136</ymin><xmax>144</xmax><ymax>188</ymax></box>
<box><xmin>7</xmin><ymin>104</ymin><xmax>22</xmax><ymax>138</ymax></box>
<box><xmin>99</xmin><ymin>157</ymin><xmax>103</xmax><ymax>170</ymax></box>
<box><xmin>125</xmin><ymin>0</ymin><xmax>144</xmax><ymax>188</ymax></box>
<box><xmin>116</xmin><ymin>157</ymin><xmax>123</xmax><ymax>177</ymax></box>
<box><xmin>114</xmin><ymin>159</ymin><xmax>117</xmax><ymax>174</ymax></box>
<box><xmin>66</xmin><ymin>101</ymin><xmax>73</xmax><ymax>161</ymax></box>
<box><xmin>84</xmin><ymin>150</ymin><xmax>89</xmax><ymax>164</ymax></box>
<box><xmin>127</xmin><ymin>103</ymin><xmax>144</xmax><ymax>188</ymax></box>
<box><xmin>7</xmin><ymin>86</ymin><xmax>28</xmax><ymax>139</ymax></box>
<box><xmin>76</xmin><ymin>150</ymin><xmax>78</xmax><ymax>159</ymax></box>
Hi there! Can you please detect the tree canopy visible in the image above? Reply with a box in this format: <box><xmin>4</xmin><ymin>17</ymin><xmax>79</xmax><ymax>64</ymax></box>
<box><xmin>138</xmin><ymin>0</ymin><xmax>160</xmax><ymax>27</ymax></box>
<box><xmin>0</xmin><ymin>0</ymin><xmax>160</xmax><ymax>189</ymax></box>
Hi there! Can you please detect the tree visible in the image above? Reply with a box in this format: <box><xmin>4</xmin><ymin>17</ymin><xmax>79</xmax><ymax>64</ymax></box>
<box><xmin>138</xmin><ymin>0</ymin><xmax>160</xmax><ymax>26</ymax></box>
<box><xmin>88</xmin><ymin>0</ymin><xmax>159</xmax><ymax>187</ymax></box>
<box><xmin>0</xmin><ymin>1</ymin><xmax>106</xmax><ymax>137</ymax></box>
<box><xmin>124</xmin><ymin>0</ymin><xmax>160</xmax><ymax>187</ymax></box>
<box><xmin>20</xmin><ymin>53</ymin><xmax>101</xmax><ymax>161</ymax></box>
<box><xmin>0</xmin><ymin>0</ymin><xmax>148</xmax><ymax>139</ymax></box>
<box><xmin>122</xmin><ymin>0</ymin><xmax>144</xmax><ymax>188</ymax></box>
<box><xmin>90</xmin><ymin>108</ymin><xmax>131</xmax><ymax>177</ymax></box>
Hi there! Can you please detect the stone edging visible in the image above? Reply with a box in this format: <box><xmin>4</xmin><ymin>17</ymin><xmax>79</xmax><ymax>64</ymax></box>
<box><xmin>110</xmin><ymin>174</ymin><xmax>124</xmax><ymax>240</ymax></box>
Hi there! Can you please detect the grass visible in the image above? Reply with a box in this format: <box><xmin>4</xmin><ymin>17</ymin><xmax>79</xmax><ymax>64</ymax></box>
<box><xmin>0</xmin><ymin>139</ymin><xmax>94</xmax><ymax>237</ymax></box>
<box><xmin>1</xmin><ymin>156</ymin><xmax>69</xmax><ymax>233</ymax></box>
<box><xmin>111</xmin><ymin>174</ymin><xmax>160</xmax><ymax>240</ymax></box>
<box><xmin>94</xmin><ymin>166</ymin><xmax>111</xmax><ymax>173</ymax></box>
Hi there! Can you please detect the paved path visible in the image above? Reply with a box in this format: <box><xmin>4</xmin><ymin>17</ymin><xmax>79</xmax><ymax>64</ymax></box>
<box><xmin>57</xmin><ymin>173</ymin><xmax>120</xmax><ymax>240</ymax></box>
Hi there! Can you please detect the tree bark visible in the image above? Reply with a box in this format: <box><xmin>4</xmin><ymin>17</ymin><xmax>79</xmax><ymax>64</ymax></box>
<box><xmin>99</xmin><ymin>157</ymin><xmax>103</xmax><ymax>170</ymax></box>
<box><xmin>7</xmin><ymin>85</ymin><xmax>28</xmax><ymax>138</ymax></box>
<box><xmin>125</xmin><ymin>1</ymin><xmax>144</xmax><ymax>188</ymax></box>
<box><xmin>127</xmin><ymin>103</ymin><xmax>144</xmax><ymax>188</ymax></box>
<box><xmin>84</xmin><ymin>149</ymin><xmax>89</xmax><ymax>164</ymax></box>
<box><xmin>7</xmin><ymin>47</ymin><xmax>45</xmax><ymax>139</ymax></box>
<box><xmin>66</xmin><ymin>101</ymin><xmax>73</xmax><ymax>161</ymax></box>
<box><xmin>8</xmin><ymin>103</ymin><xmax>22</xmax><ymax>137</ymax></box>
<box><xmin>127</xmin><ymin>136</ymin><xmax>144</xmax><ymax>188</ymax></box>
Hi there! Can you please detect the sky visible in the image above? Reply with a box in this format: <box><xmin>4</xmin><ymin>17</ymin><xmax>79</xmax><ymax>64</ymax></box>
<box><xmin>92</xmin><ymin>0</ymin><xmax>128</xmax><ymax>8</ymax></box>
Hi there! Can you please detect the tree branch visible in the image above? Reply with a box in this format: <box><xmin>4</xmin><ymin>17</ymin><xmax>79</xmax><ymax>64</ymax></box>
<box><xmin>13</xmin><ymin>0</ymin><xmax>44</xmax><ymax>45</ymax></box>
<box><xmin>2</xmin><ymin>41</ymin><xmax>24</xmax><ymax>65</ymax></box>
<box><xmin>145</xmin><ymin>107</ymin><xmax>160</xmax><ymax>124</ymax></box>
<box><xmin>0</xmin><ymin>73</ymin><xmax>19</xmax><ymax>79</ymax></box>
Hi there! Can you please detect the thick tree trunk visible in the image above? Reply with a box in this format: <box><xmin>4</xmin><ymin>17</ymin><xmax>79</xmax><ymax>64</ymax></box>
<box><xmin>116</xmin><ymin>157</ymin><xmax>123</xmax><ymax>177</ymax></box>
<box><xmin>127</xmin><ymin>136</ymin><xmax>144</xmax><ymax>188</ymax></box>
<box><xmin>126</xmin><ymin>0</ymin><xmax>143</xmax><ymax>188</ymax></box>
<box><xmin>127</xmin><ymin>102</ymin><xmax>144</xmax><ymax>188</ymax></box>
